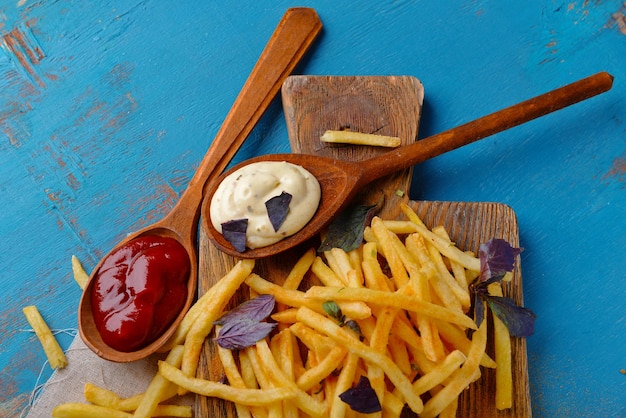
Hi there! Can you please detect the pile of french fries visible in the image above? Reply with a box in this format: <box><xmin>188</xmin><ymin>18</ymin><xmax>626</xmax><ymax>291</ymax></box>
<box><xmin>52</xmin><ymin>203</ymin><xmax>515</xmax><ymax>417</ymax></box>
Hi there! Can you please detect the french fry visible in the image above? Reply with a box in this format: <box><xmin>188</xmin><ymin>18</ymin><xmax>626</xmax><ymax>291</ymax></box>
<box><xmin>84</xmin><ymin>384</ymin><xmax>140</xmax><ymax>411</ymax></box>
<box><xmin>133</xmin><ymin>345</ymin><xmax>185</xmax><ymax>418</ymax></box>
<box><xmin>52</xmin><ymin>403</ymin><xmax>133</xmax><ymax>418</ymax></box>
<box><xmin>356</xmin><ymin>314</ymin><xmax>377</xmax><ymax>343</ymax></box>
<box><xmin>158</xmin><ymin>360</ymin><xmax>296</xmax><ymax>406</ymax></box>
<box><xmin>84</xmin><ymin>384</ymin><xmax>128</xmax><ymax>411</ymax></box>
<box><xmin>272</xmin><ymin>328</ymin><xmax>296</xmax><ymax>382</ymax></box>
<box><xmin>330</xmin><ymin>352</ymin><xmax>359</xmax><ymax>418</ymax></box>
<box><xmin>412</xmin><ymin>349</ymin><xmax>466</xmax><ymax>395</ymax></box>
<box><xmin>403</xmin><ymin>253</ymin><xmax>445</xmax><ymax>362</ymax></box>
<box><xmin>181</xmin><ymin>259</ymin><xmax>255</xmax><ymax>378</ymax></box>
<box><xmin>425</xmin><ymin>235</ymin><xmax>471</xmax><ymax>311</ymax></box>
<box><xmin>149</xmin><ymin>405</ymin><xmax>192</xmax><ymax>417</ymax></box>
<box><xmin>247</xmin><ymin>273</ymin><xmax>317</xmax><ymax>308</ymax></box>
<box><xmin>246</xmin><ymin>273</ymin><xmax>371</xmax><ymax>320</ymax></box>
<box><xmin>216</xmin><ymin>331</ymin><xmax>255</xmax><ymax>418</ymax></box>
<box><xmin>320</xmin><ymin>129</ymin><xmax>401</xmax><ymax>147</ymax></box>
<box><xmin>52</xmin><ymin>402</ymin><xmax>192</xmax><ymax>418</ymax></box>
<box><xmin>22</xmin><ymin>305</ymin><xmax>67</xmax><ymax>369</ymax></box>
<box><xmin>393</xmin><ymin>203</ymin><xmax>483</xmax><ymax>272</ymax></box>
<box><xmin>381</xmin><ymin>390</ymin><xmax>405</xmax><ymax>417</ymax></box>
<box><xmin>370</xmin><ymin>217</ymin><xmax>409</xmax><ymax>287</ymax></box>
<box><xmin>489</xmin><ymin>282</ymin><xmax>514</xmax><ymax>410</ymax></box>
<box><xmin>398</xmin><ymin>202</ymin><xmax>428</xmax><ymax>227</ymax></box>
<box><xmin>271</xmin><ymin>307</ymin><xmax>299</xmax><ymax>324</ymax></box>
<box><xmin>388</xmin><ymin>333</ymin><xmax>412</xmax><ymax>376</ymax></box>
<box><xmin>83</xmin><ymin>383</ymin><xmax>185</xmax><ymax>415</ymax></box>
<box><xmin>361</xmin><ymin>258</ymin><xmax>392</xmax><ymax>291</ymax></box>
<box><xmin>245</xmin><ymin>344</ymin><xmax>288</xmax><ymax>418</ymax></box>
<box><xmin>162</xmin><ymin>259</ymin><xmax>255</xmax><ymax>352</ymax></box>
<box><xmin>374</xmin><ymin>219</ymin><xmax>423</xmax><ymax>284</ymax></box>
<box><xmin>238</xmin><ymin>349</ymin><xmax>259</xmax><ymax>390</ymax></box>
<box><xmin>398</xmin><ymin>220</ymin><xmax>481</xmax><ymax>272</ymax></box>
<box><xmin>348</xmin><ymin>248</ymin><xmax>364</xmax><ymax>286</ymax></box>
<box><xmin>432</xmin><ymin>226</ymin><xmax>470</xmax><ymax>288</ymax></box>
<box><xmin>282</xmin><ymin>248</ymin><xmax>316</xmax><ymax>291</ymax></box>
<box><xmin>379</xmin><ymin>219</ymin><xmax>420</xmax><ymax>234</ymax></box>
<box><xmin>420</xmin><ymin>319</ymin><xmax>488</xmax><ymax>418</ymax></box>
<box><xmin>289</xmin><ymin>322</ymin><xmax>335</xmax><ymax>356</ymax></box>
<box><xmin>296</xmin><ymin>344</ymin><xmax>347</xmax><ymax>392</ymax></box>
<box><xmin>368</xmin><ymin>306</ymin><xmax>397</xmax><ymax>401</ymax></box>
<box><xmin>390</xmin><ymin>314</ymin><xmax>423</xmax><ymax>351</ymax></box>
<box><xmin>433</xmin><ymin>319</ymin><xmax>497</xmax><ymax>369</ymax></box>
<box><xmin>311</xmin><ymin>256</ymin><xmax>347</xmax><ymax>287</ymax></box>
<box><xmin>71</xmin><ymin>255</ymin><xmax>90</xmax><ymax>289</ymax></box>
<box><xmin>276</xmin><ymin>248</ymin><xmax>316</xmax><ymax>329</ymax></box>
<box><xmin>296</xmin><ymin>306</ymin><xmax>424</xmax><ymax>414</ymax></box>
<box><xmin>305</xmin><ymin>286</ymin><xmax>477</xmax><ymax>330</ymax></box>
<box><xmin>439</xmin><ymin>397</ymin><xmax>458</xmax><ymax>418</ymax></box>
<box><xmin>255</xmin><ymin>339</ymin><xmax>327</xmax><ymax>417</ymax></box>
<box><xmin>271</xmin><ymin>329</ymin><xmax>300</xmax><ymax>418</ymax></box>
<box><xmin>405</xmin><ymin>233</ymin><xmax>462</xmax><ymax>313</ymax></box>
<box><xmin>361</xmin><ymin>242</ymin><xmax>394</xmax><ymax>292</ymax></box>
<box><xmin>83</xmin><ymin>384</ymin><xmax>160</xmax><ymax>413</ymax></box>
<box><xmin>324</xmin><ymin>247</ymin><xmax>362</xmax><ymax>287</ymax></box>
<box><xmin>244</xmin><ymin>345</ymin><xmax>273</xmax><ymax>389</ymax></box>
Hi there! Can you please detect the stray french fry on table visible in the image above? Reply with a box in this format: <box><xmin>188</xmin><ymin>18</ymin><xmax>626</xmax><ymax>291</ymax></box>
<box><xmin>23</xmin><ymin>305</ymin><xmax>68</xmax><ymax>369</ymax></box>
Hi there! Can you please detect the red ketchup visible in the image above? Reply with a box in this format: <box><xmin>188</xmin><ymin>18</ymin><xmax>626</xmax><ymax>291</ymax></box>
<box><xmin>91</xmin><ymin>235</ymin><xmax>190</xmax><ymax>352</ymax></box>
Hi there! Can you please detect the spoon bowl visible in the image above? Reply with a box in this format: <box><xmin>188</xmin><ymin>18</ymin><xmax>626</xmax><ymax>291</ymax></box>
<box><xmin>203</xmin><ymin>71</ymin><xmax>614</xmax><ymax>259</ymax></box>
<box><xmin>78</xmin><ymin>7</ymin><xmax>322</xmax><ymax>362</ymax></box>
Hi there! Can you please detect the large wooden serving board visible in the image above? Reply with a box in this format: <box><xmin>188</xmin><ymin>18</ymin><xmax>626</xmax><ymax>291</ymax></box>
<box><xmin>197</xmin><ymin>76</ymin><xmax>530</xmax><ymax>417</ymax></box>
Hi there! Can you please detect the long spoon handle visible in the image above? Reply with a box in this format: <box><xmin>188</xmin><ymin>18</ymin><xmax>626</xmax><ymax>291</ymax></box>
<box><xmin>169</xmin><ymin>8</ymin><xmax>322</xmax><ymax>220</ymax></box>
<box><xmin>360</xmin><ymin>71</ymin><xmax>614</xmax><ymax>184</ymax></box>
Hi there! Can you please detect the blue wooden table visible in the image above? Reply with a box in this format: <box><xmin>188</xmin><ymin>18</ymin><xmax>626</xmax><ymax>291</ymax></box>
<box><xmin>1</xmin><ymin>1</ymin><xmax>624</xmax><ymax>416</ymax></box>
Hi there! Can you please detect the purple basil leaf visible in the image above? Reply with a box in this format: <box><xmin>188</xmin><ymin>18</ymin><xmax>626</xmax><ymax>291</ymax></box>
<box><xmin>265</xmin><ymin>191</ymin><xmax>292</xmax><ymax>232</ymax></box>
<box><xmin>215</xmin><ymin>320</ymin><xmax>277</xmax><ymax>350</ymax></box>
<box><xmin>318</xmin><ymin>200</ymin><xmax>381</xmax><ymax>253</ymax></box>
<box><xmin>344</xmin><ymin>319</ymin><xmax>363</xmax><ymax>338</ymax></box>
<box><xmin>222</xmin><ymin>219</ymin><xmax>248</xmax><ymax>252</ymax></box>
<box><xmin>484</xmin><ymin>295</ymin><xmax>536</xmax><ymax>337</ymax></box>
<box><xmin>215</xmin><ymin>295</ymin><xmax>276</xmax><ymax>326</ymax></box>
<box><xmin>478</xmin><ymin>238</ymin><xmax>522</xmax><ymax>283</ymax></box>
<box><xmin>339</xmin><ymin>376</ymin><xmax>382</xmax><ymax>413</ymax></box>
<box><xmin>474</xmin><ymin>293</ymin><xmax>486</xmax><ymax>328</ymax></box>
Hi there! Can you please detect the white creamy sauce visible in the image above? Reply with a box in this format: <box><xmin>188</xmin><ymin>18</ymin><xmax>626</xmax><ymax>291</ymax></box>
<box><xmin>210</xmin><ymin>161</ymin><xmax>321</xmax><ymax>249</ymax></box>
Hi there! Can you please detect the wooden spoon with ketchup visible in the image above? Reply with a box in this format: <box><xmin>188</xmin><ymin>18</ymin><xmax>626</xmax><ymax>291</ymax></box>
<box><xmin>203</xmin><ymin>71</ymin><xmax>614</xmax><ymax>259</ymax></box>
<box><xmin>78</xmin><ymin>8</ymin><xmax>322</xmax><ymax>362</ymax></box>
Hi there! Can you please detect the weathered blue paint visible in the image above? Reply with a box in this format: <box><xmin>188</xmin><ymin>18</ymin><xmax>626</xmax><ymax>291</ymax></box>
<box><xmin>1</xmin><ymin>1</ymin><xmax>624</xmax><ymax>416</ymax></box>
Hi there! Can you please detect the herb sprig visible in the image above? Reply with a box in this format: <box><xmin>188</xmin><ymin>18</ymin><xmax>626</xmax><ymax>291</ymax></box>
<box><xmin>214</xmin><ymin>295</ymin><xmax>277</xmax><ymax>350</ymax></box>
<box><xmin>471</xmin><ymin>238</ymin><xmax>536</xmax><ymax>337</ymax></box>
<box><xmin>322</xmin><ymin>300</ymin><xmax>362</xmax><ymax>337</ymax></box>
<box><xmin>338</xmin><ymin>376</ymin><xmax>382</xmax><ymax>413</ymax></box>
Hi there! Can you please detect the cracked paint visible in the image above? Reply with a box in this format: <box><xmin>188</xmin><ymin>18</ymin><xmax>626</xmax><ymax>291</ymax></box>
<box><xmin>606</xmin><ymin>2</ymin><xmax>626</xmax><ymax>34</ymax></box>
<box><xmin>603</xmin><ymin>152</ymin><xmax>626</xmax><ymax>186</ymax></box>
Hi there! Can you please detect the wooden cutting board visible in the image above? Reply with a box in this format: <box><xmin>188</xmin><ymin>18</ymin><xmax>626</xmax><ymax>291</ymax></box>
<box><xmin>196</xmin><ymin>75</ymin><xmax>530</xmax><ymax>417</ymax></box>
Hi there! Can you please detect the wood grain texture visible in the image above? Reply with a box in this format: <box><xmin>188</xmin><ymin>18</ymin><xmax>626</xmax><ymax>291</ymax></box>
<box><xmin>197</xmin><ymin>76</ymin><xmax>530</xmax><ymax>416</ymax></box>
<box><xmin>282</xmin><ymin>75</ymin><xmax>425</xmax><ymax>218</ymax></box>
<box><xmin>408</xmin><ymin>200</ymin><xmax>530</xmax><ymax>417</ymax></box>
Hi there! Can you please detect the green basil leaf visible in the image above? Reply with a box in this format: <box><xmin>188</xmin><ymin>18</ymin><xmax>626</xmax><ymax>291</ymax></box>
<box><xmin>318</xmin><ymin>200</ymin><xmax>381</xmax><ymax>253</ymax></box>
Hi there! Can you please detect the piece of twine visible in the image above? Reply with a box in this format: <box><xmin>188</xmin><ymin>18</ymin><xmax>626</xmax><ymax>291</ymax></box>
<box><xmin>18</xmin><ymin>328</ymin><xmax>79</xmax><ymax>418</ymax></box>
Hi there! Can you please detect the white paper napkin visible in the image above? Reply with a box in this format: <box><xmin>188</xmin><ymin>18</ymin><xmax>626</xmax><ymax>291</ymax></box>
<box><xmin>25</xmin><ymin>336</ymin><xmax>193</xmax><ymax>417</ymax></box>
